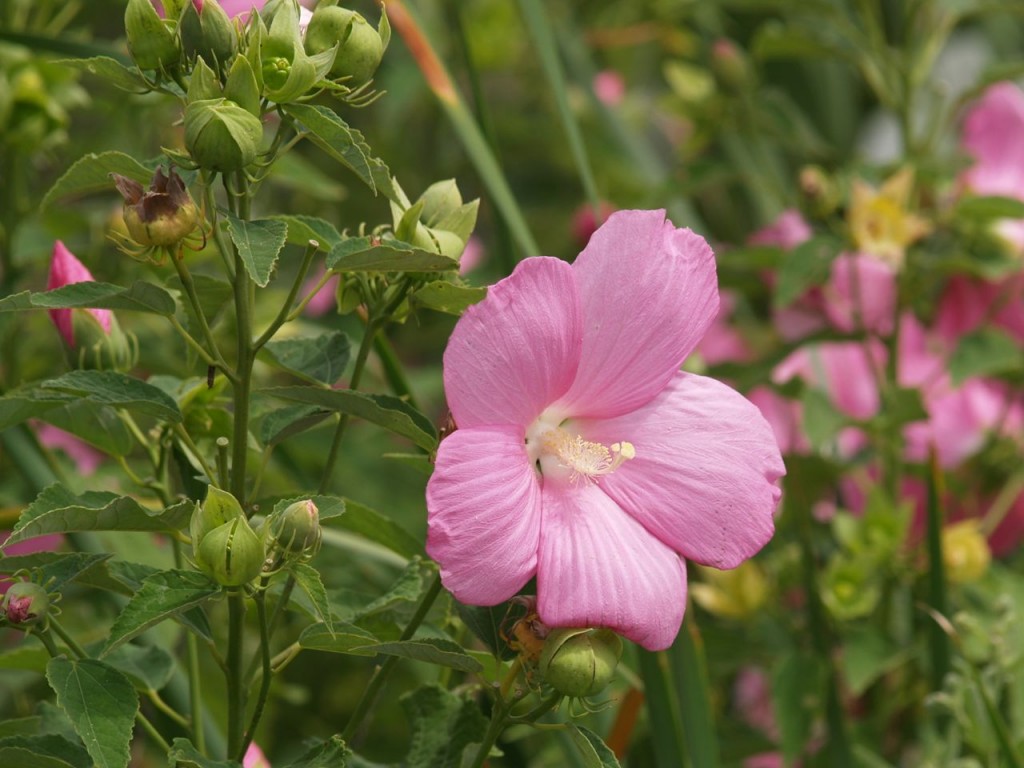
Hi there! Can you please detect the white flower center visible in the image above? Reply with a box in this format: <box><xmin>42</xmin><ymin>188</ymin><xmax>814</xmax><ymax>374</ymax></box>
<box><xmin>525</xmin><ymin>412</ymin><xmax>635</xmax><ymax>485</ymax></box>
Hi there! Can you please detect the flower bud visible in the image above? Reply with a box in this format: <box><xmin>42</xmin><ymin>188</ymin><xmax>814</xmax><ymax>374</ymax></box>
<box><xmin>125</xmin><ymin>0</ymin><xmax>180</xmax><ymax>71</ymax></box>
<box><xmin>2</xmin><ymin>582</ymin><xmax>50</xmax><ymax>627</ymax></box>
<box><xmin>418</xmin><ymin>179</ymin><xmax>462</xmax><ymax>226</ymax></box>
<box><xmin>180</xmin><ymin>0</ymin><xmax>238</xmax><ymax>70</ymax></box>
<box><xmin>820</xmin><ymin>558</ymin><xmax>880</xmax><ymax>621</ymax></box>
<box><xmin>47</xmin><ymin>241</ymin><xmax>113</xmax><ymax>348</ymax></box>
<box><xmin>184</xmin><ymin>97</ymin><xmax>263</xmax><ymax>171</ymax></box>
<box><xmin>690</xmin><ymin>561</ymin><xmax>768</xmax><ymax>620</ymax></box>
<box><xmin>305</xmin><ymin>6</ymin><xmax>382</xmax><ymax>84</ymax></box>
<box><xmin>799</xmin><ymin>165</ymin><xmax>839</xmax><ymax>217</ymax></box>
<box><xmin>710</xmin><ymin>38</ymin><xmax>750</xmax><ymax>92</ymax></box>
<box><xmin>70</xmin><ymin>310</ymin><xmax>137</xmax><ymax>372</ymax></box>
<box><xmin>266</xmin><ymin>499</ymin><xmax>321</xmax><ymax>559</ymax></box>
<box><xmin>191</xmin><ymin>485</ymin><xmax>245</xmax><ymax>545</ymax></box>
<box><xmin>196</xmin><ymin>516</ymin><xmax>265</xmax><ymax>586</ymax></box>
<box><xmin>538</xmin><ymin>628</ymin><xmax>622</xmax><ymax>698</ymax></box>
<box><xmin>942</xmin><ymin>520</ymin><xmax>991</xmax><ymax>585</ymax></box>
<box><xmin>112</xmin><ymin>167</ymin><xmax>200</xmax><ymax>248</ymax></box>
<box><xmin>411</xmin><ymin>227</ymin><xmax>467</xmax><ymax>260</ymax></box>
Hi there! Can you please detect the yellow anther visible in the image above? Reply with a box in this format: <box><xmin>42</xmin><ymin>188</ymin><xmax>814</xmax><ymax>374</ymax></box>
<box><xmin>541</xmin><ymin>429</ymin><xmax>635</xmax><ymax>483</ymax></box>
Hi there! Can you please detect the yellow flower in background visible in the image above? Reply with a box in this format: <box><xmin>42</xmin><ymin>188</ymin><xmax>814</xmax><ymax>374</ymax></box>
<box><xmin>942</xmin><ymin>520</ymin><xmax>991</xmax><ymax>585</ymax></box>
<box><xmin>847</xmin><ymin>167</ymin><xmax>931</xmax><ymax>269</ymax></box>
<box><xmin>691</xmin><ymin>560</ymin><xmax>769</xmax><ymax>619</ymax></box>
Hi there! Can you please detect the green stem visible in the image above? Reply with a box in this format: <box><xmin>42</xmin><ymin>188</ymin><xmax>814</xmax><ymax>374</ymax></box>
<box><xmin>341</xmin><ymin>573</ymin><xmax>442</xmax><ymax>742</ymax></box>
<box><xmin>226</xmin><ymin>591</ymin><xmax>247</xmax><ymax>759</ymax></box>
<box><xmin>171</xmin><ymin>253</ymin><xmax>234</xmax><ymax>383</ymax></box>
<box><xmin>174</xmin><ymin>424</ymin><xmax>217</xmax><ymax>484</ymax></box>
<box><xmin>254</xmin><ymin>239</ymin><xmax>320</xmax><ymax>350</ymax></box>
<box><xmin>373</xmin><ymin>333</ymin><xmax>419</xmax><ymax>410</ymax></box>
<box><xmin>509</xmin><ymin>691</ymin><xmax>562</xmax><ymax>723</ymax></box>
<box><xmin>672</xmin><ymin>615</ymin><xmax>719</xmax><ymax>767</ymax></box>
<box><xmin>231</xmin><ymin>256</ymin><xmax>254</xmax><ymax>503</ymax></box>
<box><xmin>468</xmin><ymin>698</ymin><xmax>512</xmax><ymax>768</ymax></box>
<box><xmin>238</xmin><ymin>591</ymin><xmax>272</xmax><ymax>760</ymax></box>
<box><xmin>47</xmin><ymin>616</ymin><xmax>89</xmax><ymax>659</ymax></box>
<box><xmin>638</xmin><ymin>649</ymin><xmax>689</xmax><ymax>768</ymax></box>
<box><xmin>924</xmin><ymin>450</ymin><xmax>950</xmax><ymax>691</ymax></box>
<box><xmin>174</xmin><ymin>540</ymin><xmax>206</xmax><ymax>755</ymax></box>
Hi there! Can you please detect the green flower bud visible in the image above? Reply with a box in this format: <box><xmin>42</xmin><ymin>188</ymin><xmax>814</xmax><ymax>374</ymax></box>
<box><xmin>418</xmin><ymin>180</ymin><xmax>463</xmax><ymax>227</ymax></box>
<box><xmin>266</xmin><ymin>499</ymin><xmax>321</xmax><ymax>557</ymax></box>
<box><xmin>305</xmin><ymin>6</ymin><xmax>382</xmax><ymax>84</ymax></box>
<box><xmin>799</xmin><ymin>165</ymin><xmax>840</xmax><ymax>218</ymax></box>
<box><xmin>187</xmin><ymin>57</ymin><xmax>223</xmax><ymax>102</ymax></box>
<box><xmin>224</xmin><ymin>54</ymin><xmax>261</xmax><ymax>115</ymax></box>
<box><xmin>3</xmin><ymin>582</ymin><xmax>50</xmax><ymax>627</ymax></box>
<box><xmin>538</xmin><ymin>628</ymin><xmax>622</xmax><ymax>698</ymax></box>
<box><xmin>71</xmin><ymin>311</ymin><xmax>137</xmax><ymax>372</ymax></box>
<box><xmin>820</xmin><ymin>558</ymin><xmax>880</xmax><ymax>621</ymax></box>
<box><xmin>710</xmin><ymin>38</ymin><xmax>751</xmax><ymax>92</ymax></box>
<box><xmin>180</xmin><ymin>0</ymin><xmax>238</xmax><ymax>71</ymax></box>
<box><xmin>411</xmin><ymin>226</ymin><xmax>466</xmax><ymax>260</ymax></box>
<box><xmin>112</xmin><ymin>166</ymin><xmax>200</xmax><ymax>248</ymax></box>
<box><xmin>125</xmin><ymin>0</ymin><xmax>180</xmax><ymax>72</ymax></box>
<box><xmin>196</xmin><ymin>516</ymin><xmax>264</xmax><ymax>586</ymax></box>
<box><xmin>184</xmin><ymin>97</ymin><xmax>263</xmax><ymax>171</ymax></box>
<box><xmin>191</xmin><ymin>485</ymin><xmax>245</xmax><ymax>546</ymax></box>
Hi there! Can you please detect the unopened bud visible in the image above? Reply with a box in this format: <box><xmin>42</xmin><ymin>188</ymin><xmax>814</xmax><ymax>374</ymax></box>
<box><xmin>266</xmin><ymin>499</ymin><xmax>321</xmax><ymax>559</ymax></box>
<box><xmin>538</xmin><ymin>627</ymin><xmax>622</xmax><ymax>698</ymax></box>
<box><xmin>112</xmin><ymin>167</ymin><xmax>200</xmax><ymax>248</ymax></box>
<box><xmin>184</xmin><ymin>97</ymin><xmax>264</xmax><ymax>171</ymax></box>
<box><xmin>2</xmin><ymin>582</ymin><xmax>50</xmax><ymax>627</ymax></box>
<box><xmin>197</xmin><ymin>516</ymin><xmax>264</xmax><ymax>586</ymax></box>
<box><xmin>191</xmin><ymin>485</ymin><xmax>245</xmax><ymax>545</ymax></box>
<box><xmin>710</xmin><ymin>38</ymin><xmax>750</xmax><ymax>91</ymax></box>
<box><xmin>799</xmin><ymin>165</ymin><xmax>839</xmax><ymax>217</ymax></box>
<box><xmin>943</xmin><ymin>520</ymin><xmax>991</xmax><ymax>584</ymax></box>
<box><xmin>180</xmin><ymin>0</ymin><xmax>238</xmax><ymax>70</ymax></box>
<box><xmin>411</xmin><ymin>227</ymin><xmax>466</xmax><ymax>260</ymax></box>
<box><xmin>305</xmin><ymin>6</ymin><xmax>382</xmax><ymax>84</ymax></box>
<box><xmin>418</xmin><ymin>180</ymin><xmax>462</xmax><ymax>226</ymax></box>
<box><xmin>125</xmin><ymin>0</ymin><xmax>180</xmax><ymax>71</ymax></box>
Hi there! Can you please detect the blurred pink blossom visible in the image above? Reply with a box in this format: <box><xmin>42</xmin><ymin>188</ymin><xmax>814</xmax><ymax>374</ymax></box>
<box><xmin>47</xmin><ymin>241</ymin><xmax>112</xmax><ymax>347</ymax></box>
<box><xmin>773</xmin><ymin>341</ymin><xmax>885</xmax><ymax>421</ymax></box>
<box><xmin>571</xmin><ymin>201</ymin><xmax>617</xmax><ymax>249</ymax></box>
<box><xmin>936</xmin><ymin>274</ymin><xmax>1024</xmax><ymax>346</ymax></box>
<box><xmin>0</xmin><ymin>533</ymin><xmax>64</xmax><ymax>596</ymax></box>
<box><xmin>459</xmin><ymin>235</ymin><xmax>485</xmax><ymax>276</ymax></box>
<box><xmin>243</xmin><ymin>742</ymin><xmax>271</xmax><ymax>768</ymax></box>
<box><xmin>301</xmin><ymin>267</ymin><xmax>339</xmax><ymax>318</ymax></box>
<box><xmin>35</xmin><ymin>424</ymin><xmax>103</xmax><ymax>475</ymax></box>
<box><xmin>427</xmin><ymin>210</ymin><xmax>784</xmax><ymax>650</ymax></box>
<box><xmin>747</xmin><ymin>386</ymin><xmax>809</xmax><ymax>456</ymax></box>
<box><xmin>749</xmin><ymin>209</ymin><xmax>812</xmax><ymax>250</ymax></box>
<box><xmin>734</xmin><ymin>666</ymin><xmax>779</xmax><ymax>739</ymax></box>
<box><xmin>823</xmin><ymin>254</ymin><xmax>897</xmax><ymax>337</ymax></box>
<box><xmin>698</xmin><ymin>291</ymin><xmax>752</xmax><ymax>365</ymax></box>
<box><xmin>593</xmin><ymin>70</ymin><xmax>625</xmax><ymax>107</ymax></box>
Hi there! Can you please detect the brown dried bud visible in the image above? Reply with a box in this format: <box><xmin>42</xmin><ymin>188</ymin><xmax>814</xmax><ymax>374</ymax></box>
<box><xmin>112</xmin><ymin>167</ymin><xmax>200</xmax><ymax>247</ymax></box>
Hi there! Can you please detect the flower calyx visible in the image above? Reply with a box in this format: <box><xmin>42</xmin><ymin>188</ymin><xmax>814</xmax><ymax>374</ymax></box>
<box><xmin>538</xmin><ymin>627</ymin><xmax>623</xmax><ymax>698</ymax></box>
<box><xmin>2</xmin><ymin>581</ymin><xmax>52</xmax><ymax>628</ymax></box>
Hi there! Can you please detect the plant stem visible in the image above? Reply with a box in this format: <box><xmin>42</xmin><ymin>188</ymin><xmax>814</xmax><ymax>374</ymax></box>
<box><xmin>924</xmin><ymin>449</ymin><xmax>950</xmax><ymax>692</ymax></box>
<box><xmin>171</xmin><ymin>253</ymin><xmax>234</xmax><ymax>383</ymax></box>
<box><xmin>174</xmin><ymin>539</ymin><xmax>206</xmax><ymax>755</ymax></box>
<box><xmin>638</xmin><ymin>649</ymin><xmax>689</xmax><ymax>768</ymax></box>
<box><xmin>341</xmin><ymin>573</ymin><xmax>442</xmax><ymax>742</ymax></box>
<box><xmin>226</xmin><ymin>590</ymin><xmax>247</xmax><ymax>759</ymax></box>
<box><xmin>467</xmin><ymin>660</ymin><xmax>522</xmax><ymax>768</ymax></box>
<box><xmin>238</xmin><ymin>591</ymin><xmax>272</xmax><ymax>760</ymax></box>
<box><xmin>47</xmin><ymin>616</ymin><xmax>89</xmax><ymax>659</ymax></box>
<box><xmin>254</xmin><ymin>239</ymin><xmax>320</xmax><ymax>350</ymax></box>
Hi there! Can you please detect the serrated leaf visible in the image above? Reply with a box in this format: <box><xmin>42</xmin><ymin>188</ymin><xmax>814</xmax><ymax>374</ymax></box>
<box><xmin>266</xmin><ymin>386</ymin><xmax>437</xmax><ymax>451</ymax></box>
<box><xmin>290</xmin><ymin>563</ymin><xmax>333</xmax><ymax>630</ymax></box>
<box><xmin>567</xmin><ymin>725</ymin><xmax>622</xmax><ymax>768</ymax></box>
<box><xmin>298</xmin><ymin>622</ymin><xmax>379</xmax><ymax>656</ymax></box>
<box><xmin>409</xmin><ymin>281</ymin><xmax>486</xmax><ymax>316</ymax></box>
<box><xmin>0</xmin><ymin>282</ymin><xmax>176</xmax><ymax>317</ymax></box>
<box><xmin>102</xmin><ymin>569</ymin><xmax>221</xmax><ymax>655</ymax></box>
<box><xmin>282</xmin><ymin>735</ymin><xmax>351</xmax><ymax>768</ymax></box>
<box><xmin>356</xmin><ymin>559</ymin><xmax>426</xmax><ymax>618</ymax></box>
<box><xmin>322</xmin><ymin>498</ymin><xmax>420</xmax><ymax>559</ymax></box>
<box><xmin>326</xmin><ymin>236</ymin><xmax>459</xmax><ymax>272</ymax></box>
<box><xmin>41</xmin><ymin>399</ymin><xmax>136</xmax><ymax>456</ymax></box>
<box><xmin>56</xmin><ymin>56</ymin><xmax>149</xmax><ymax>92</ymax></box>
<box><xmin>283</xmin><ymin>104</ymin><xmax>398</xmax><ymax>201</ymax></box>
<box><xmin>259</xmin><ymin>405</ymin><xmax>330</xmax><ymax>446</ymax></box>
<box><xmin>41</xmin><ymin>370</ymin><xmax>182</xmax><ymax>424</ymax></box>
<box><xmin>949</xmin><ymin>328</ymin><xmax>1024</xmax><ymax>384</ymax></box>
<box><xmin>401</xmin><ymin>684</ymin><xmax>488</xmax><ymax>768</ymax></box>
<box><xmin>0</xmin><ymin>743</ymin><xmax>78</xmax><ymax>768</ymax></box>
<box><xmin>3</xmin><ymin>485</ymin><xmax>194</xmax><ymax>548</ymax></box>
<box><xmin>46</xmin><ymin>658</ymin><xmax>138</xmax><ymax>768</ymax></box>
<box><xmin>42</xmin><ymin>152</ymin><xmax>151</xmax><ymax>210</ymax></box>
<box><xmin>226</xmin><ymin>215</ymin><xmax>288</xmax><ymax>288</ymax></box>
<box><xmin>103</xmin><ymin>644</ymin><xmax>175</xmax><ymax>692</ymax></box>
<box><xmin>0</xmin><ymin>717</ymin><xmax>42</xmax><ymax>739</ymax></box>
<box><xmin>269</xmin><ymin>215</ymin><xmax>344</xmax><ymax>249</ymax></box>
<box><xmin>166</xmin><ymin>738</ymin><xmax>241</xmax><ymax>767</ymax></box>
<box><xmin>264</xmin><ymin>332</ymin><xmax>351</xmax><ymax>385</ymax></box>
<box><xmin>774</xmin><ymin>236</ymin><xmax>839</xmax><ymax>308</ymax></box>
<box><xmin>0</xmin><ymin>552</ymin><xmax>111</xmax><ymax>593</ymax></box>
<box><xmin>355</xmin><ymin>638</ymin><xmax>482</xmax><ymax>673</ymax></box>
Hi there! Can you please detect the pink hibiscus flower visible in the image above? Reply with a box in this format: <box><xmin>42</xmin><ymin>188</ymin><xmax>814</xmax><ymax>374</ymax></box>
<box><xmin>426</xmin><ymin>210</ymin><xmax>784</xmax><ymax>650</ymax></box>
<box><xmin>47</xmin><ymin>241</ymin><xmax>112</xmax><ymax>348</ymax></box>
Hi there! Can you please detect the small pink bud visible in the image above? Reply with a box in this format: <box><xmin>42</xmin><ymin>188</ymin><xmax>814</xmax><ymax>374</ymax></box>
<box><xmin>592</xmin><ymin>70</ymin><xmax>625</xmax><ymax>107</ymax></box>
<box><xmin>571</xmin><ymin>202</ymin><xmax>616</xmax><ymax>249</ymax></box>
<box><xmin>2</xmin><ymin>582</ymin><xmax>50</xmax><ymax>626</ymax></box>
<box><xmin>47</xmin><ymin>242</ymin><xmax>112</xmax><ymax>347</ymax></box>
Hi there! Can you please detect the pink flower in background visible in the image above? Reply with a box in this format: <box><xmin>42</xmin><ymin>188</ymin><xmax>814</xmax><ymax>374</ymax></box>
<box><xmin>698</xmin><ymin>291</ymin><xmax>752</xmax><ymax>365</ymax></box>
<box><xmin>0</xmin><ymin>533</ymin><xmax>64</xmax><ymax>596</ymax></box>
<box><xmin>426</xmin><ymin>210</ymin><xmax>784</xmax><ymax>650</ymax></box>
<box><xmin>572</xmin><ymin>201</ymin><xmax>617</xmax><ymax>249</ymax></box>
<box><xmin>35</xmin><ymin>424</ymin><xmax>104</xmax><ymax>475</ymax></box>
<box><xmin>47</xmin><ymin>241</ymin><xmax>112</xmax><ymax>347</ymax></box>
<box><xmin>243</xmin><ymin>742</ymin><xmax>271</xmax><ymax>768</ymax></box>
<box><xmin>936</xmin><ymin>274</ymin><xmax>1024</xmax><ymax>346</ymax></box>
<box><xmin>749</xmin><ymin>209</ymin><xmax>812</xmax><ymax>250</ymax></box>
<box><xmin>301</xmin><ymin>267</ymin><xmax>340</xmax><ymax>318</ymax></box>
<box><xmin>734</xmin><ymin>666</ymin><xmax>779</xmax><ymax>739</ymax></box>
<box><xmin>823</xmin><ymin>254</ymin><xmax>897</xmax><ymax>336</ymax></box>
<box><xmin>773</xmin><ymin>341</ymin><xmax>885</xmax><ymax>421</ymax></box>
<box><xmin>747</xmin><ymin>386</ymin><xmax>809</xmax><ymax>456</ymax></box>
<box><xmin>593</xmin><ymin>70</ymin><xmax>625</xmax><ymax>107</ymax></box>
<box><xmin>459</xmin><ymin>235</ymin><xmax>485</xmax><ymax>276</ymax></box>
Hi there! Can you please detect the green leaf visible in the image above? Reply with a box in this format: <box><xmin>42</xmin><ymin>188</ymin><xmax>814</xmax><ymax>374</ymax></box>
<box><xmin>840</xmin><ymin>626</ymin><xmax>910</xmax><ymax>697</ymax></box>
<box><xmin>102</xmin><ymin>569</ymin><xmax>221</xmax><ymax>655</ymax></box>
<box><xmin>269</xmin><ymin>215</ymin><xmax>344</xmax><ymax>250</ymax></box>
<box><xmin>456</xmin><ymin>602</ymin><xmax>516</xmax><ymax>660</ymax></box>
<box><xmin>800</xmin><ymin>387</ymin><xmax>846</xmax><ymax>449</ymax></box>
<box><xmin>42</xmin><ymin>151</ymin><xmax>151</xmax><ymax>210</ymax></box>
<box><xmin>225</xmin><ymin>215</ymin><xmax>288</xmax><ymax>288</ymax></box>
<box><xmin>283</xmin><ymin>104</ymin><xmax>398</xmax><ymax>201</ymax></box>
<box><xmin>771</xmin><ymin>651</ymin><xmax>820</xmax><ymax>764</ymax></box>
<box><xmin>949</xmin><ymin>328</ymin><xmax>1024</xmax><ymax>384</ymax></box>
<box><xmin>326</xmin><ymin>236</ymin><xmax>459</xmax><ymax>273</ymax></box>
<box><xmin>298</xmin><ymin>621</ymin><xmax>379</xmax><ymax>656</ymax></box>
<box><xmin>320</xmin><ymin>497</ymin><xmax>420</xmax><ymax>560</ymax></box>
<box><xmin>166</xmin><ymin>739</ymin><xmax>241</xmax><ymax>767</ymax></box>
<box><xmin>753</xmin><ymin>22</ymin><xmax>842</xmax><ymax>60</ymax></box>
<box><xmin>266</xmin><ymin>387</ymin><xmax>438</xmax><ymax>451</ymax></box>
<box><xmin>3</xmin><ymin>485</ymin><xmax>194</xmax><ymax>548</ymax></box>
<box><xmin>774</xmin><ymin>236</ymin><xmax>839</xmax><ymax>308</ymax></box>
<box><xmin>0</xmin><ymin>552</ymin><xmax>111</xmax><ymax>593</ymax></box>
<box><xmin>355</xmin><ymin>638</ymin><xmax>482</xmax><ymax>673</ymax></box>
<box><xmin>401</xmin><ymin>684</ymin><xmax>489</xmax><ymax>768</ymax></box>
<box><xmin>44</xmin><ymin>399</ymin><xmax>136</xmax><ymax>457</ymax></box>
<box><xmin>0</xmin><ymin>717</ymin><xmax>42</xmax><ymax>739</ymax></box>
<box><xmin>166</xmin><ymin>274</ymin><xmax>233</xmax><ymax>328</ymax></box>
<box><xmin>0</xmin><ymin>747</ymin><xmax>75</xmax><ymax>768</ymax></box>
<box><xmin>270</xmin><ymin>495</ymin><xmax>345</xmax><ymax>520</ymax></box>
<box><xmin>46</xmin><ymin>657</ymin><xmax>139</xmax><ymax>768</ymax></box>
<box><xmin>290</xmin><ymin>563</ymin><xmax>334</xmax><ymax>631</ymax></box>
<box><xmin>103</xmin><ymin>644</ymin><xmax>176</xmax><ymax>692</ymax></box>
<box><xmin>281</xmin><ymin>735</ymin><xmax>351</xmax><ymax>768</ymax></box>
<box><xmin>56</xmin><ymin>56</ymin><xmax>149</xmax><ymax>92</ymax></box>
<box><xmin>0</xmin><ymin>281</ymin><xmax>176</xmax><ymax>317</ymax></box>
<box><xmin>0</xmin><ymin>645</ymin><xmax>51</xmax><ymax>673</ymax></box>
<box><xmin>0</xmin><ymin>733</ymin><xmax>92</xmax><ymax>768</ymax></box>
<box><xmin>955</xmin><ymin>195</ymin><xmax>1024</xmax><ymax>221</ymax></box>
<box><xmin>409</xmin><ymin>281</ymin><xmax>487</xmax><ymax>316</ymax></box>
<box><xmin>263</xmin><ymin>332</ymin><xmax>351</xmax><ymax>385</ymax></box>
<box><xmin>258</xmin><ymin>405</ymin><xmax>329</xmax><ymax>447</ymax></box>
<box><xmin>566</xmin><ymin>725</ymin><xmax>622</xmax><ymax>768</ymax></box>
<box><xmin>41</xmin><ymin>370</ymin><xmax>182</xmax><ymax>423</ymax></box>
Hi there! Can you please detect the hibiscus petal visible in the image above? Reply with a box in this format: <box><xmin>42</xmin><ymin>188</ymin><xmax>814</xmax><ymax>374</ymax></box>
<box><xmin>537</xmin><ymin>482</ymin><xmax>687</xmax><ymax>651</ymax></box>
<box><xmin>557</xmin><ymin>209</ymin><xmax>719</xmax><ymax>419</ymax></box>
<box><xmin>443</xmin><ymin>257</ymin><xmax>581</xmax><ymax>429</ymax></box>
<box><xmin>577</xmin><ymin>372</ymin><xmax>784</xmax><ymax>569</ymax></box>
<box><xmin>426</xmin><ymin>426</ymin><xmax>542</xmax><ymax>604</ymax></box>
